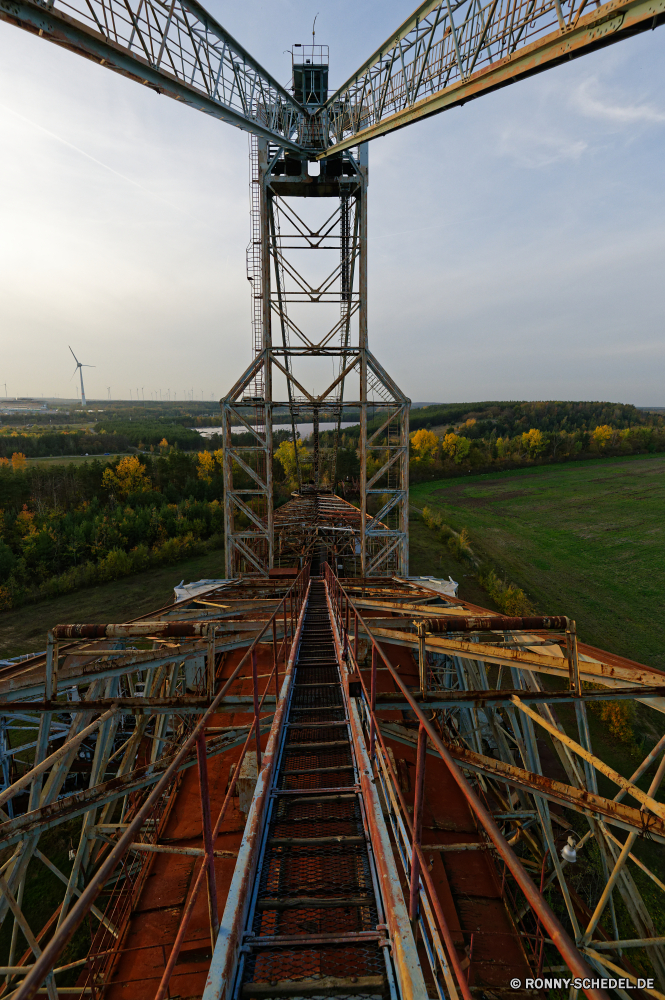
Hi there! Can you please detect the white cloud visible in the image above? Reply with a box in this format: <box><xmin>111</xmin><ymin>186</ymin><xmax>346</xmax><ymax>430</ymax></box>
<box><xmin>574</xmin><ymin>76</ymin><xmax>665</xmax><ymax>125</ymax></box>
<box><xmin>497</xmin><ymin>125</ymin><xmax>587</xmax><ymax>168</ymax></box>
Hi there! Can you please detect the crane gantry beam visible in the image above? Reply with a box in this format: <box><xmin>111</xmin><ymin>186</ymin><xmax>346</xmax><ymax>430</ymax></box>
<box><xmin>321</xmin><ymin>0</ymin><xmax>665</xmax><ymax>155</ymax></box>
<box><xmin>0</xmin><ymin>0</ymin><xmax>306</xmax><ymax>148</ymax></box>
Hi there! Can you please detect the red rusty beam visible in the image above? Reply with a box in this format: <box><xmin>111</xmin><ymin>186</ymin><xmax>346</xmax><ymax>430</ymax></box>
<box><xmin>380</xmin><ymin>722</ymin><xmax>665</xmax><ymax>842</ymax></box>
<box><xmin>409</xmin><ymin>724</ymin><xmax>427</xmax><ymax>921</ymax></box>
<box><xmin>196</xmin><ymin>731</ymin><xmax>220</xmax><ymax>948</ymax></box>
<box><xmin>53</xmin><ymin>622</ymin><xmax>211</xmax><ymax>639</ymax></box>
<box><xmin>422</xmin><ymin>615</ymin><xmax>568</xmax><ymax>632</ymax></box>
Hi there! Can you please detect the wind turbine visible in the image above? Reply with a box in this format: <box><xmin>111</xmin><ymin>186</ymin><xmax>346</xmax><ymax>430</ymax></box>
<box><xmin>69</xmin><ymin>347</ymin><xmax>94</xmax><ymax>408</ymax></box>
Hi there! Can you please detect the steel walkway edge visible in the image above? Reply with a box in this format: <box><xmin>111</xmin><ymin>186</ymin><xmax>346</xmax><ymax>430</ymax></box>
<box><xmin>204</xmin><ymin>579</ymin><xmax>426</xmax><ymax>1000</ymax></box>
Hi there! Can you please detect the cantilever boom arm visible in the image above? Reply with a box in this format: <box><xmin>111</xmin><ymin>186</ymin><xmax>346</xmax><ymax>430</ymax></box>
<box><xmin>321</xmin><ymin>0</ymin><xmax>665</xmax><ymax>155</ymax></box>
<box><xmin>0</xmin><ymin>0</ymin><xmax>305</xmax><ymax>148</ymax></box>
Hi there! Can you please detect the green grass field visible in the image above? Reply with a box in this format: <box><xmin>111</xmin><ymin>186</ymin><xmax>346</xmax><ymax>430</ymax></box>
<box><xmin>411</xmin><ymin>453</ymin><xmax>665</xmax><ymax>670</ymax></box>
<box><xmin>24</xmin><ymin>453</ymin><xmax>127</xmax><ymax>466</ymax></box>
<box><xmin>4</xmin><ymin>452</ymin><xmax>663</xmax><ymax>668</ymax></box>
<box><xmin>0</xmin><ymin>549</ymin><xmax>226</xmax><ymax>659</ymax></box>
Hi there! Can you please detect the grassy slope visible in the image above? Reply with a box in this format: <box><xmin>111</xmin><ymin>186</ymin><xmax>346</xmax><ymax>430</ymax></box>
<box><xmin>411</xmin><ymin>453</ymin><xmax>665</xmax><ymax>670</ymax></box>
<box><xmin>408</xmin><ymin>513</ymin><xmax>502</xmax><ymax>611</ymax></box>
<box><xmin>0</xmin><ymin>549</ymin><xmax>226</xmax><ymax>659</ymax></box>
<box><xmin>412</xmin><ymin>454</ymin><xmax>665</xmax><ymax>923</ymax></box>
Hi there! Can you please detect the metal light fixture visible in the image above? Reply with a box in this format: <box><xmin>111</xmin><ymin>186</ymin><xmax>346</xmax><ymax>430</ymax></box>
<box><xmin>561</xmin><ymin>834</ymin><xmax>578</xmax><ymax>864</ymax></box>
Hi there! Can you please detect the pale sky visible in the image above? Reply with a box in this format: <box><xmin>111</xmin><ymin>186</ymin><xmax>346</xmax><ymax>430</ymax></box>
<box><xmin>0</xmin><ymin>2</ymin><xmax>664</xmax><ymax>405</ymax></box>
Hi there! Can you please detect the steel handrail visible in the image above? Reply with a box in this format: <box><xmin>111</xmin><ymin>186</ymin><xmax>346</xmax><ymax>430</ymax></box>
<box><xmin>12</xmin><ymin>565</ymin><xmax>310</xmax><ymax>1000</ymax></box>
<box><xmin>323</xmin><ymin>564</ymin><xmax>609</xmax><ymax>1000</ymax></box>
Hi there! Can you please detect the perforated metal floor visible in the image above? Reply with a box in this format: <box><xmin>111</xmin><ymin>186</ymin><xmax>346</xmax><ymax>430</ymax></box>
<box><xmin>235</xmin><ymin>579</ymin><xmax>395</xmax><ymax>1000</ymax></box>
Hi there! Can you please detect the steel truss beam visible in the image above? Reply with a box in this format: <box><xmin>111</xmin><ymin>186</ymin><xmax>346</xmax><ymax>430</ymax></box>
<box><xmin>320</xmin><ymin>0</ymin><xmax>665</xmax><ymax>155</ymax></box>
<box><xmin>0</xmin><ymin>0</ymin><xmax>305</xmax><ymax>147</ymax></box>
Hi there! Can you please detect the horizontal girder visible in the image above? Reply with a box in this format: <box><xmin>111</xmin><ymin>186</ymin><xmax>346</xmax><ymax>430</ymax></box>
<box><xmin>320</xmin><ymin>0</ymin><xmax>665</xmax><ymax>154</ymax></box>
<box><xmin>0</xmin><ymin>0</ymin><xmax>306</xmax><ymax>148</ymax></box>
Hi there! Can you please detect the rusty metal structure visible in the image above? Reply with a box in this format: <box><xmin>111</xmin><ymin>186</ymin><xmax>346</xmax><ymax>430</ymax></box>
<box><xmin>220</xmin><ymin>62</ymin><xmax>409</xmax><ymax>579</ymax></box>
<box><xmin>2</xmin><ymin>577</ymin><xmax>665</xmax><ymax>1000</ymax></box>
<box><xmin>0</xmin><ymin>3</ymin><xmax>664</xmax><ymax>999</ymax></box>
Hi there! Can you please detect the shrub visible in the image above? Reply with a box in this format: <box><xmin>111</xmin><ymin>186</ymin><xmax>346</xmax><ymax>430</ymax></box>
<box><xmin>97</xmin><ymin>548</ymin><xmax>134</xmax><ymax>581</ymax></box>
<box><xmin>479</xmin><ymin>568</ymin><xmax>534</xmax><ymax>616</ymax></box>
<box><xmin>0</xmin><ymin>540</ymin><xmax>15</xmax><ymax>582</ymax></box>
<box><xmin>448</xmin><ymin>527</ymin><xmax>473</xmax><ymax>562</ymax></box>
<box><xmin>587</xmin><ymin>687</ymin><xmax>637</xmax><ymax>746</ymax></box>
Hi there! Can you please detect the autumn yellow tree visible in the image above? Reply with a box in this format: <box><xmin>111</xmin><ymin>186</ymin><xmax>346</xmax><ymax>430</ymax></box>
<box><xmin>441</xmin><ymin>433</ymin><xmax>471</xmax><ymax>464</ymax></box>
<box><xmin>102</xmin><ymin>456</ymin><xmax>151</xmax><ymax>498</ymax></box>
<box><xmin>521</xmin><ymin>428</ymin><xmax>546</xmax><ymax>457</ymax></box>
<box><xmin>159</xmin><ymin>438</ymin><xmax>169</xmax><ymax>452</ymax></box>
<box><xmin>15</xmin><ymin>504</ymin><xmax>36</xmax><ymax>536</ymax></box>
<box><xmin>197</xmin><ymin>451</ymin><xmax>216</xmax><ymax>483</ymax></box>
<box><xmin>275</xmin><ymin>439</ymin><xmax>310</xmax><ymax>487</ymax></box>
<box><xmin>410</xmin><ymin>428</ymin><xmax>439</xmax><ymax>462</ymax></box>
<box><xmin>592</xmin><ymin>425</ymin><xmax>615</xmax><ymax>448</ymax></box>
<box><xmin>11</xmin><ymin>453</ymin><xmax>27</xmax><ymax>472</ymax></box>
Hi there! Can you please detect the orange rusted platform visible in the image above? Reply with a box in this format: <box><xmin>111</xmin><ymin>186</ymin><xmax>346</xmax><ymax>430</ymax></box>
<box><xmin>374</xmin><ymin>641</ymin><xmax>534</xmax><ymax>995</ymax></box>
<box><xmin>102</xmin><ymin>646</ymin><xmax>277</xmax><ymax>999</ymax></box>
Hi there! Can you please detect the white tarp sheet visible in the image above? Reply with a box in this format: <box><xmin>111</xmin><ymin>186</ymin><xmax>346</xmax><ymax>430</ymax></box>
<box><xmin>174</xmin><ymin>579</ymin><xmax>229</xmax><ymax>603</ymax></box>
<box><xmin>409</xmin><ymin>575</ymin><xmax>459</xmax><ymax>597</ymax></box>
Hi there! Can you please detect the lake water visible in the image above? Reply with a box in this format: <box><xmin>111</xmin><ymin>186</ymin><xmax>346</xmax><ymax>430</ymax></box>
<box><xmin>195</xmin><ymin>422</ymin><xmax>358</xmax><ymax>440</ymax></box>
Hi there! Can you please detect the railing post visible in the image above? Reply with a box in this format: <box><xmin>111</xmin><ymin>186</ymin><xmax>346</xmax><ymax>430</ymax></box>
<box><xmin>417</xmin><ymin>620</ymin><xmax>427</xmax><ymax>699</ymax></box>
<box><xmin>565</xmin><ymin>618</ymin><xmax>580</xmax><ymax>696</ymax></box>
<box><xmin>45</xmin><ymin>630</ymin><xmax>58</xmax><ymax>703</ymax></box>
<box><xmin>344</xmin><ymin>594</ymin><xmax>350</xmax><ymax>655</ymax></box>
<box><xmin>283</xmin><ymin>599</ymin><xmax>288</xmax><ymax>661</ymax></box>
<box><xmin>354</xmin><ymin>609</ymin><xmax>359</xmax><ymax>666</ymax></box>
<box><xmin>207</xmin><ymin>623</ymin><xmax>216</xmax><ymax>699</ymax></box>
<box><xmin>196</xmin><ymin>731</ymin><xmax>219</xmax><ymax>946</ymax></box>
<box><xmin>409</xmin><ymin>723</ymin><xmax>427</xmax><ymax>922</ymax></box>
<box><xmin>272</xmin><ymin>617</ymin><xmax>278</xmax><ymax>700</ymax></box>
<box><xmin>369</xmin><ymin>644</ymin><xmax>377</xmax><ymax>760</ymax></box>
<box><xmin>290</xmin><ymin>591</ymin><xmax>294</xmax><ymax>653</ymax></box>
<box><xmin>251</xmin><ymin>648</ymin><xmax>262</xmax><ymax>770</ymax></box>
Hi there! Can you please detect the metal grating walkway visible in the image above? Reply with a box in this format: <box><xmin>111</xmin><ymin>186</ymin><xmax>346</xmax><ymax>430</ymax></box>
<box><xmin>234</xmin><ymin>579</ymin><xmax>397</xmax><ymax>1000</ymax></box>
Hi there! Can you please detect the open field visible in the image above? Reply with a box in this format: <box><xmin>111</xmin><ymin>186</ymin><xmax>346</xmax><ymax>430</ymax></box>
<box><xmin>0</xmin><ymin>549</ymin><xmax>226</xmax><ymax>659</ymax></box>
<box><xmin>0</xmin><ymin>521</ymin><xmax>496</xmax><ymax>661</ymax></box>
<box><xmin>411</xmin><ymin>453</ymin><xmax>665</xmax><ymax>670</ymax></box>
<box><xmin>24</xmin><ymin>452</ymin><xmax>128</xmax><ymax>466</ymax></box>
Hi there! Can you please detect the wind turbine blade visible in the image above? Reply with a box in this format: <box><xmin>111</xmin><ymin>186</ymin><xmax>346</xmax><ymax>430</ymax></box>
<box><xmin>68</xmin><ymin>345</ymin><xmax>79</xmax><ymax>364</ymax></box>
<box><xmin>71</xmin><ymin>367</ymin><xmax>79</xmax><ymax>379</ymax></box>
